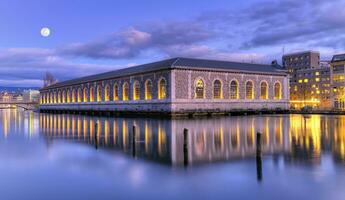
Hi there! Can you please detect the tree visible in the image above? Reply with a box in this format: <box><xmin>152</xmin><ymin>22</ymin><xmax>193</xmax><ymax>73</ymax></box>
<box><xmin>43</xmin><ymin>72</ymin><xmax>57</xmax><ymax>87</ymax></box>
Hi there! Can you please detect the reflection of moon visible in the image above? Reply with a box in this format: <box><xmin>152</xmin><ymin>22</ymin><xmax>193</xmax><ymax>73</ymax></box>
<box><xmin>41</xmin><ymin>27</ymin><xmax>50</xmax><ymax>37</ymax></box>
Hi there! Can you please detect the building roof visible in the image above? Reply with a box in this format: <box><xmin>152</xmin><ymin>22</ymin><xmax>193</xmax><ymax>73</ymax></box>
<box><xmin>331</xmin><ymin>54</ymin><xmax>345</xmax><ymax>63</ymax></box>
<box><xmin>42</xmin><ymin>57</ymin><xmax>287</xmax><ymax>90</ymax></box>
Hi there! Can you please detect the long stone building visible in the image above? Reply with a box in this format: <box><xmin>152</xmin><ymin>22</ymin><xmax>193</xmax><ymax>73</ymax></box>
<box><xmin>39</xmin><ymin>57</ymin><xmax>290</xmax><ymax>115</ymax></box>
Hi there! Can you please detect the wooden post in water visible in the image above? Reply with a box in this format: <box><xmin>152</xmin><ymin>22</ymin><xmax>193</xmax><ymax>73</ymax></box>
<box><xmin>95</xmin><ymin>122</ymin><xmax>98</xmax><ymax>149</ymax></box>
<box><xmin>256</xmin><ymin>132</ymin><xmax>262</xmax><ymax>182</ymax></box>
<box><xmin>183</xmin><ymin>128</ymin><xmax>189</xmax><ymax>166</ymax></box>
<box><xmin>132</xmin><ymin>125</ymin><xmax>136</xmax><ymax>158</ymax></box>
<box><xmin>256</xmin><ymin>132</ymin><xmax>262</xmax><ymax>157</ymax></box>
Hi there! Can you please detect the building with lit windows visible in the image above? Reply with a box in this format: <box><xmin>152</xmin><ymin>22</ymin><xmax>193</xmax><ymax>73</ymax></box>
<box><xmin>331</xmin><ymin>54</ymin><xmax>345</xmax><ymax>110</ymax></box>
<box><xmin>39</xmin><ymin>57</ymin><xmax>289</xmax><ymax>115</ymax></box>
<box><xmin>283</xmin><ymin>51</ymin><xmax>331</xmax><ymax>109</ymax></box>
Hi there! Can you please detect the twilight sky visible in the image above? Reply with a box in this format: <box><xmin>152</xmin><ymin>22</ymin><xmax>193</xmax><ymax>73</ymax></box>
<box><xmin>1</xmin><ymin>0</ymin><xmax>345</xmax><ymax>87</ymax></box>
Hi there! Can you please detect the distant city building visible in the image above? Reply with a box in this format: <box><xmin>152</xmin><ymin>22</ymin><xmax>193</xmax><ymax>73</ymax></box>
<box><xmin>39</xmin><ymin>57</ymin><xmax>290</xmax><ymax>115</ymax></box>
<box><xmin>23</xmin><ymin>90</ymin><xmax>40</xmax><ymax>102</ymax></box>
<box><xmin>12</xmin><ymin>94</ymin><xmax>23</xmax><ymax>102</ymax></box>
<box><xmin>330</xmin><ymin>54</ymin><xmax>345</xmax><ymax>110</ymax></box>
<box><xmin>283</xmin><ymin>51</ymin><xmax>331</xmax><ymax>109</ymax></box>
<box><xmin>0</xmin><ymin>92</ymin><xmax>12</xmax><ymax>102</ymax></box>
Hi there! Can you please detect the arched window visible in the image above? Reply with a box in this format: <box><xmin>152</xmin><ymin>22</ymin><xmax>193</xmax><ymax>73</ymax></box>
<box><xmin>158</xmin><ymin>79</ymin><xmax>167</xmax><ymax>100</ymax></box>
<box><xmin>104</xmin><ymin>85</ymin><xmax>110</xmax><ymax>102</ymax></box>
<box><xmin>246</xmin><ymin>81</ymin><xmax>254</xmax><ymax>100</ymax></box>
<box><xmin>57</xmin><ymin>91</ymin><xmax>61</xmax><ymax>103</ymax></box>
<box><xmin>113</xmin><ymin>84</ymin><xmax>119</xmax><ymax>101</ymax></box>
<box><xmin>230</xmin><ymin>80</ymin><xmax>239</xmax><ymax>99</ymax></box>
<box><xmin>145</xmin><ymin>80</ymin><xmax>153</xmax><ymax>100</ymax></box>
<box><xmin>83</xmin><ymin>88</ymin><xmax>88</xmax><ymax>102</ymax></box>
<box><xmin>67</xmin><ymin>90</ymin><xmax>71</xmax><ymax>103</ymax></box>
<box><xmin>123</xmin><ymin>82</ymin><xmax>129</xmax><ymax>101</ymax></box>
<box><xmin>195</xmin><ymin>79</ymin><xmax>204</xmax><ymax>99</ymax></box>
<box><xmin>260</xmin><ymin>81</ymin><xmax>268</xmax><ymax>100</ymax></box>
<box><xmin>96</xmin><ymin>85</ymin><xmax>102</xmax><ymax>102</ymax></box>
<box><xmin>274</xmin><ymin>82</ymin><xmax>282</xmax><ymax>100</ymax></box>
<box><xmin>213</xmin><ymin>80</ymin><xmax>222</xmax><ymax>99</ymax></box>
<box><xmin>53</xmin><ymin>92</ymin><xmax>57</xmax><ymax>103</ymax></box>
<box><xmin>72</xmin><ymin>89</ymin><xmax>77</xmax><ymax>103</ymax></box>
<box><xmin>133</xmin><ymin>81</ymin><xmax>140</xmax><ymax>101</ymax></box>
<box><xmin>62</xmin><ymin>90</ymin><xmax>66</xmax><ymax>103</ymax></box>
<box><xmin>89</xmin><ymin>87</ymin><xmax>94</xmax><ymax>102</ymax></box>
<box><xmin>77</xmin><ymin>88</ymin><xmax>82</xmax><ymax>102</ymax></box>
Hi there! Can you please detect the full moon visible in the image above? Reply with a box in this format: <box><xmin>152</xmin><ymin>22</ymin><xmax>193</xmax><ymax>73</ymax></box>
<box><xmin>40</xmin><ymin>27</ymin><xmax>50</xmax><ymax>37</ymax></box>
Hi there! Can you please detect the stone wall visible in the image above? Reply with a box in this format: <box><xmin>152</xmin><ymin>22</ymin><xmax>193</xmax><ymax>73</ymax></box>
<box><xmin>40</xmin><ymin>68</ymin><xmax>290</xmax><ymax>114</ymax></box>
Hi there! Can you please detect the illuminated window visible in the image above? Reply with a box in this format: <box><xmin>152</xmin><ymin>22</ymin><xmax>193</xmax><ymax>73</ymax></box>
<box><xmin>230</xmin><ymin>80</ymin><xmax>238</xmax><ymax>99</ymax></box>
<box><xmin>315</xmin><ymin>72</ymin><xmax>320</xmax><ymax>76</ymax></box>
<box><xmin>89</xmin><ymin>87</ymin><xmax>94</xmax><ymax>102</ymax></box>
<box><xmin>213</xmin><ymin>80</ymin><xmax>222</xmax><ymax>99</ymax></box>
<box><xmin>158</xmin><ymin>79</ymin><xmax>167</xmax><ymax>100</ymax></box>
<box><xmin>298</xmin><ymin>79</ymin><xmax>303</xmax><ymax>83</ymax></box>
<box><xmin>123</xmin><ymin>82</ymin><xmax>129</xmax><ymax>101</ymax></box>
<box><xmin>54</xmin><ymin>92</ymin><xmax>57</xmax><ymax>103</ymax></box>
<box><xmin>304</xmin><ymin>79</ymin><xmax>308</xmax><ymax>83</ymax></box>
<box><xmin>246</xmin><ymin>81</ymin><xmax>254</xmax><ymax>100</ymax></box>
<box><xmin>61</xmin><ymin>91</ymin><xmax>65</xmax><ymax>103</ymax></box>
<box><xmin>83</xmin><ymin>88</ymin><xmax>88</xmax><ymax>102</ymax></box>
<box><xmin>294</xmin><ymin>85</ymin><xmax>298</xmax><ymax>91</ymax></box>
<box><xmin>333</xmin><ymin>75</ymin><xmax>345</xmax><ymax>82</ymax></box>
<box><xmin>274</xmin><ymin>82</ymin><xmax>282</xmax><ymax>100</ymax></box>
<box><xmin>113</xmin><ymin>84</ymin><xmax>119</xmax><ymax>101</ymax></box>
<box><xmin>260</xmin><ymin>82</ymin><xmax>268</xmax><ymax>100</ymax></box>
<box><xmin>72</xmin><ymin>89</ymin><xmax>76</xmax><ymax>103</ymax></box>
<box><xmin>96</xmin><ymin>85</ymin><xmax>102</xmax><ymax>102</ymax></box>
<box><xmin>77</xmin><ymin>88</ymin><xmax>82</xmax><ymax>102</ymax></box>
<box><xmin>67</xmin><ymin>90</ymin><xmax>71</xmax><ymax>103</ymax></box>
<box><xmin>104</xmin><ymin>85</ymin><xmax>110</xmax><ymax>102</ymax></box>
<box><xmin>315</xmin><ymin>78</ymin><xmax>320</xmax><ymax>82</ymax></box>
<box><xmin>145</xmin><ymin>80</ymin><xmax>153</xmax><ymax>100</ymax></box>
<box><xmin>57</xmin><ymin>91</ymin><xmax>61</xmax><ymax>103</ymax></box>
<box><xmin>133</xmin><ymin>81</ymin><xmax>140</xmax><ymax>101</ymax></box>
<box><xmin>195</xmin><ymin>79</ymin><xmax>204</xmax><ymax>99</ymax></box>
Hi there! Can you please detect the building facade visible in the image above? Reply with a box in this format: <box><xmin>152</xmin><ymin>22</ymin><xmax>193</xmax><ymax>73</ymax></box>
<box><xmin>39</xmin><ymin>57</ymin><xmax>289</xmax><ymax>115</ymax></box>
<box><xmin>23</xmin><ymin>90</ymin><xmax>40</xmax><ymax>102</ymax></box>
<box><xmin>283</xmin><ymin>51</ymin><xmax>331</xmax><ymax>109</ymax></box>
<box><xmin>331</xmin><ymin>54</ymin><xmax>345</xmax><ymax>110</ymax></box>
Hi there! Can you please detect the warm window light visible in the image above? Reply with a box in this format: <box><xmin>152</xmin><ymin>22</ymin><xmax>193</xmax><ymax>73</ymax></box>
<box><xmin>304</xmin><ymin>79</ymin><xmax>308</xmax><ymax>83</ymax></box>
<box><xmin>315</xmin><ymin>72</ymin><xmax>320</xmax><ymax>76</ymax></box>
<box><xmin>315</xmin><ymin>78</ymin><xmax>320</xmax><ymax>82</ymax></box>
<box><xmin>298</xmin><ymin>79</ymin><xmax>303</xmax><ymax>83</ymax></box>
<box><xmin>195</xmin><ymin>79</ymin><xmax>204</xmax><ymax>99</ymax></box>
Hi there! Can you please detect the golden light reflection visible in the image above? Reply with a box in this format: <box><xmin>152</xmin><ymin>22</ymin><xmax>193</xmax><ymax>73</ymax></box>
<box><xmin>36</xmin><ymin>113</ymin><xmax>345</xmax><ymax>165</ymax></box>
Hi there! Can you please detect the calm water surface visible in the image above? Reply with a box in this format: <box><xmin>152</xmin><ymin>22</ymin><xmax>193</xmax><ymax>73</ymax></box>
<box><xmin>1</xmin><ymin>109</ymin><xmax>345</xmax><ymax>200</ymax></box>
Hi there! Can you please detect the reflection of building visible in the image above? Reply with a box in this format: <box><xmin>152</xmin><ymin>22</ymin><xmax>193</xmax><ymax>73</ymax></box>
<box><xmin>39</xmin><ymin>57</ymin><xmax>289</xmax><ymax>115</ymax></box>
<box><xmin>40</xmin><ymin>113</ymin><xmax>292</xmax><ymax>165</ymax></box>
<box><xmin>330</xmin><ymin>54</ymin><xmax>345</xmax><ymax>110</ymax></box>
<box><xmin>36</xmin><ymin>113</ymin><xmax>345</xmax><ymax>166</ymax></box>
<box><xmin>283</xmin><ymin>51</ymin><xmax>331</xmax><ymax>109</ymax></box>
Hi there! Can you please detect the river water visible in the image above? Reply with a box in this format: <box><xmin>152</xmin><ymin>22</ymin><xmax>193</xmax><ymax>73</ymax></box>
<box><xmin>0</xmin><ymin>109</ymin><xmax>345</xmax><ymax>200</ymax></box>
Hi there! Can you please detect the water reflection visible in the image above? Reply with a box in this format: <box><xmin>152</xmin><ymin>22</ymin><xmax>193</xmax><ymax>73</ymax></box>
<box><xmin>39</xmin><ymin>113</ymin><xmax>290</xmax><ymax>166</ymax></box>
<box><xmin>0</xmin><ymin>109</ymin><xmax>39</xmax><ymax>139</ymax></box>
<box><xmin>0</xmin><ymin>110</ymin><xmax>344</xmax><ymax>166</ymax></box>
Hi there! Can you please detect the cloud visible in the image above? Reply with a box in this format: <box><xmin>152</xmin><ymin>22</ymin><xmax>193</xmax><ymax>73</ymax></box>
<box><xmin>2</xmin><ymin>0</ymin><xmax>345</xmax><ymax>87</ymax></box>
<box><xmin>59</xmin><ymin>21</ymin><xmax>212</xmax><ymax>60</ymax></box>
<box><xmin>0</xmin><ymin>48</ymin><xmax>119</xmax><ymax>87</ymax></box>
